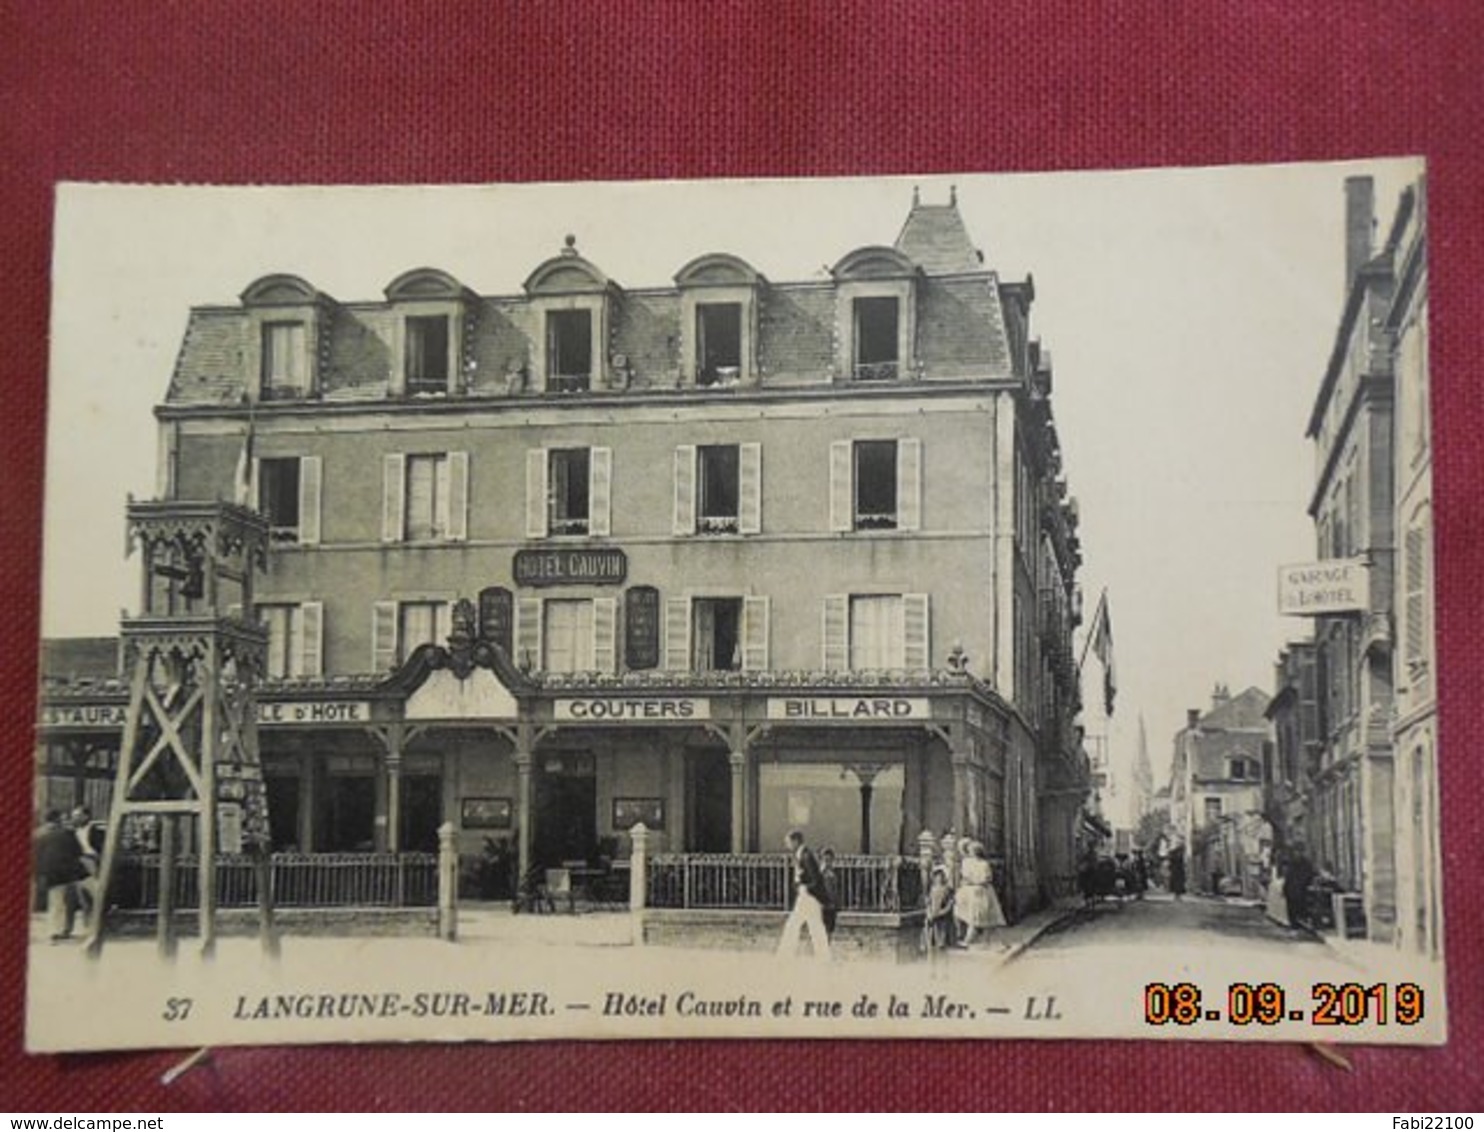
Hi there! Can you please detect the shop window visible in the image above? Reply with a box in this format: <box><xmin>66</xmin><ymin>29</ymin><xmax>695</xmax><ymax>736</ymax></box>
<box><xmin>693</xmin><ymin>598</ymin><xmax>743</xmax><ymax>671</ymax></box>
<box><xmin>696</xmin><ymin>302</ymin><xmax>742</xmax><ymax>385</ymax></box>
<box><xmin>853</xmin><ymin>296</ymin><xmax>899</xmax><ymax>380</ymax></box>
<box><xmin>547</xmin><ymin>309</ymin><xmax>592</xmax><ymax>392</ymax></box>
<box><xmin>261</xmin><ymin>321</ymin><xmax>307</xmax><ymax>399</ymax></box>
<box><xmin>405</xmin><ymin>315</ymin><xmax>450</xmax><ymax>394</ymax></box>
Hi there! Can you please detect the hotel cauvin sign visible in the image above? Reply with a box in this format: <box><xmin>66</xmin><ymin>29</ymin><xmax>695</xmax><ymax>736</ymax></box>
<box><xmin>513</xmin><ymin>548</ymin><xmax>627</xmax><ymax>587</ymax></box>
<box><xmin>1278</xmin><ymin>557</ymin><xmax>1371</xmax><ymax>616</ymax></box>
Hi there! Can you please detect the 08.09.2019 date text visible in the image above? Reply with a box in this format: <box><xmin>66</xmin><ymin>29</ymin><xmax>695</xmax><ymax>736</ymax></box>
<box><xmin>1143</xmin><ymin>981</ymin><xmax>1424</xmax><ymax>1027</ymax></box>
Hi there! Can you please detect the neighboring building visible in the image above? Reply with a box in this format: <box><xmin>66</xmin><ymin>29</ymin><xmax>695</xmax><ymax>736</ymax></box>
<box><xmin>1265</xmin><ymin>640</ymin><xmax>1322</xmax><ymax>859</ymax></box>
<box><xmin>37</xmin><ymin>190</ymin><xmax>1091</xmax><ymax>918</ymax></box>
<box><xmin>1386</xmin><ymin>179</ymin><xmax>1439</xmax><ymax>959</ymax></box>
<box><xmin>1168</xmin><ymin>685</ymin><xmax>1272</xmax><ymax>897</ymax></box>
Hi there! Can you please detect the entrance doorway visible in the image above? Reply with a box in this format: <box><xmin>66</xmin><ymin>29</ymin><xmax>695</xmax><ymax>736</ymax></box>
<box><xmin>266</xmin><ymin>774</ymin><xmax>301</xmax><ymax>851</ymax></box>
<box><xmin>686</xmin><ymin>748</ymin><xmax>732</xmax><ymax>852</ymax></box>
<box><xmin>400</xmin><ymin>774</ymin><xmax>443</xmax><ymax>853</ymax></box>
<box><xmin>534</xmin><ymin>753</ymin><xmax>597</xmax><ymax>866</ymax></box>
<box><xmin>318</xmin><ymin>775</ymin><xmax>375</xmax><ymax>852</ymax></box>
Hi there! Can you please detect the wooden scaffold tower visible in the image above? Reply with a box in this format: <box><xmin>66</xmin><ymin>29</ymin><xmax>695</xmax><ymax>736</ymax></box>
<box><xmin>86</xmin><ymin>498</ymin><xmax>275</xmax><ymax>957</ymax></box>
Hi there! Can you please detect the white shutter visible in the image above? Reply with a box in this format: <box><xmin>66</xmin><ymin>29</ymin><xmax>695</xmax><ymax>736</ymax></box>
<box><xmin>446</xmin><ymin>451</ymin><xmax>469</xmax><ymax>541</ymax></box>
<box><xmin>593</xmin><ymin>597</ymin><xmax>618</xmax><ymax>673</ymax></box>
<box><xmin>896</xmin><ymin>438</ymin><xmax>921</xmax><ymax>532</ymax></box>
<box><xmin>299</xmin><ymin>601</ymin><xmax>324</xmax><ymax>677</ymax></box>
<box><xmin>664</xmin><ymin>597</ymin><xmax>691</xmax><ymax>672</ymax></box>
<box><xmin>382</xmin><ymin>454</ymin><xmax>405</xmax><ymax>542</ymax></box>
<box><xmin>673</xmin><ymin>445</ymin><xmax>697</xmax><ymax>535</ymax></box>
<box><xmin>298</xmin><ymin>456</ymin><xmax>322</xmax><ymax>545</ymax></box>
<box><xmin>436</xmin><ymin>601</ymin><xmax>454</xmax><ymax>647</ymax></box>
<box><xmin>516</xmin><ymin>595</ymin><xmax>543</xmax><ymax>671</ymax></box>
<box><xmin>372</xmin><ymin>601</ymin><xmax>398</xmax><ymax>672</ymax></box>
<box><xmin>249</xmin><ymin>457</ymin><xmax>262</xmax><ymax>514</ymax></box>
<box><xmin>739</xmin><ymin>442</ymin><xmax>762</xmax><ymax>535</ymax></box>
<box><xmin>525</xmin><ymin>449</ymin><xmax>548</xmax><ymax>538</ymax></box>
<box><xmin>589</xmin><ymin>446</ymin><xmax>612</xmax><ymax>536</ymax></box>
<box><xmin>829</xmin><ymin>440</ymin><xmax>852</xmax><ymax>532</ymax></box>
<box><xmin>742</xmin><ymin>595</ymin><xmax>770</xmax><ymax>671</ymax></box>
<box><xmin>822</xmin><ymin>594</ymin><xmax>848</xmax><ymax>670</ymax></box>
<box><xmin>903</xmin><ymin>593</ymin><xmax>930</xmax><ymax>669</ymax></box>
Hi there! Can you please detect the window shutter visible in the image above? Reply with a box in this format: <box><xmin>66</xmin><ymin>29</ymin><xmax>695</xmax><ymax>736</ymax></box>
<box><xmin>382</xmin><ymin>454</ymin><xmax>405</xmax><ymax>542</ymax></box>
<box><xmin>446</xmin><ymin>451</ymin><xmax>469</xmax><ymax>541</ymax></box>
<box><xmin>742</xmin><ymin>595</ymin><xmax>770</xmax><ymax>671</ymax></box>
<box><xmin>896</xmin><ymin>438</ymin><xmax>922</xmax><ymax>532</ymax></box>
<box><xmin>516</xmin><ymin>595</ymin><xmax>542</xmax><ymax>671</ymax></box>
<box><xmin>739</xmin><ymin>442</ymin><xmax>762</xmax><ymax>534</ymax></box>
<box><xmin>673</xmin><ymin>445</ymin><xmax>697</xmax><ymax>535</ymax></box>
<box><xmin>299</xmin><ymin>601</ymin><xmax>324</xmax><ymax>677</ymax></box>
<box><xmin>593</xmin><ymin>598</ymin><xmax>618</xmax><ymax>673</ymax></box>
<box><xmin>822</xmin><ymin>594</ymin><xmax>848</xmax><ymax>670</ymax></box>
<box><xmin>525</xmin><ymin>449</ymin><xmax>548</xmax><ymax>539</ymax></box>
<box><xmin>589</xmin><ymin>446</ymin><xmax>612</xmax><ymax>536</ymax></box>
<box><xmin>371</xmin><ymin>601</ymin><xmax>398</xmax><ymax>672</ymax></box>
<box><xmin>903</xmin><ymin>593</ymin><xmax>930</xmax><ymax>669</ymax></box>
<box><xmin>298</xmin><ymin>456</ymin><xmax>322</xmax><ymax>545</ymax></box>
<box><xmin>1405</xmin><ymin>524</ymin><xmax>1425</xmax><ymax>666</ymax></box>
<box><xmin>663</xmin><ymin>597</ymin><xmax>691</xmax><ymax>671</ymax></box>
<box><xmin>249</xmin><ymin>457</ymin><xmax>261</xmax><ymax>514</ymax></box>
<box><xmin>829</xmin><ymin>440</ymin><xmax>852</xmax><ymax>532</ymax></box>
<box><xmin>435</xmin><ymin>601</ymin><xmax>454</xmax><ymax>648</ymax></box>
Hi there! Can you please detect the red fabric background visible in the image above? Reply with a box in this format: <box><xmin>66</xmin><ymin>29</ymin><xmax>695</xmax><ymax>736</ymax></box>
<box><xmin>2</xmin><ymin>1</ymin><xmax>1480</xmax><ymax>1111</ymax></box>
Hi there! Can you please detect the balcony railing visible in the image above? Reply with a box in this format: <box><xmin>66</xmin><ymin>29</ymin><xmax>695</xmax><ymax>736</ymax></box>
<box><xmin>645</xmin><ymin>853</ymin><xmax>923</xmax><ymax>914</ymax></box>
<box><xmin>548</xmin><ymin>373</ymin><xmax>591</xmax><ymax>394</ymax></box>
<box><xmin>110</xmin><ymin>852</ymin><xmax>439</xmax><ymax>910</ymax></box>
<box><xmin>854</xmin><ymin>361</ymin><xmax>900</xmax><ymax>382</ymax></box>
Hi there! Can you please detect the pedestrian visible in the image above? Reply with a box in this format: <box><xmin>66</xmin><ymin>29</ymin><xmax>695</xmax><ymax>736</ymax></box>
<box><xmin>923</xmin><ymin>865</ymin><xmax>955</xmax><ymax>966</ymax></box>
<box><xmin>70</xmin><ymin>806</ymin><xmax>105</xmax><ymax>921</ymax></box>
<box><xmin>1168</xmin><ymin>846</ymin><xmax>1187</xmax><ymax>900</ymax></box>
<box><xmin>34</xmin><ymin>810</ymin><xmax>87</xmax><ymax>942</ymax></box>
<box><xmin>954</xmin><ymin>841</ymin><xmax>1005</xmax><ymax>948</ymax></box>
<box><xmin>818</xmin><ymin>847</ymin><xmax>839</xmax><ymax>941</ymax></box>
<box><xmin>1283</xmin><ymin>847</ymin><xmax>1314</xmax><ymax>928</ymax></box>
<box><xmin>776</xmin><ymin>830</ymin><xmax>831</xmax><ymax>961</ymax></box>
<box><xmin>1131</xmin><ymin>849</ymin><xmax>1149</xmax><ymax>899</ymax></box>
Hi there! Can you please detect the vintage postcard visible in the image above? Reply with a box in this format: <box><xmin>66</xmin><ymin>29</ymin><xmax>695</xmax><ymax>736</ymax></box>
<box><xmin>28</xmin><ymin>160</ymin><xmax>1445</xmax><ymax>1051</ymax></box>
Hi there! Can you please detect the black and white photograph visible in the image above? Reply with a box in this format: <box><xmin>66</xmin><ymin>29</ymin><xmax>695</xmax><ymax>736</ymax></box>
<box><xmin>28</xmin><ymin>160</ymin><xmax>1444</xmax><ymax>1051</ymax></box>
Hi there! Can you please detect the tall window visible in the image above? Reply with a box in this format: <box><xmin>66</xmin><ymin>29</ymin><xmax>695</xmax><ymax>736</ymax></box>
<box><xmin>405</xmin><ymin>454</ymin><xmax>450</xmax><ymax>541</ymax></box>
<box><xmin>547</xmin><ymin>309</ymin><xmax>592</xmax><ymax>392</ymax></box>
<box><xmin>693</xmin><ymin>598</ymin><xmax>743</xmax><ymax>671</ymax></box>
<box><xmin>259</xmin><ymin>602</ymin><xmax>322</xmax><ymax>679</ymax></box>
<box><xmin>696</xmin><ymin>303</ymin><xmax>742</xmax><ymax>385</ymax></box>
<box><xmin>398</xmin><ymin>601</ymin><xmax>444</xmax><ymax>663</ymax></box>
<box><xmin>543</xmin><ymin>599</ymin><xmax>594</xmax><ymax>673</ymax></box>
<box><xmin>849</xmin><ymin>595</ymin><xmax>904</xmax><ymax>669</ymax></box>
<box><xmin>405</xmin><ymin>315</ymin><xmax>450</xmax><ymax>393</ymax></box>
<box><xmin>261</xmin><ymin>321</ymin><xmax>307</xmax><ymax>397</ymax></box>
<box><xmin>854</xmin><ymin>440</ymin><xmax>898</xmax><ymax>529</ymax></box>
<box><xmin>257</xmin><ymin>458</ymin><xmax>301</xmax><ymax>543</ymax></box>
<box><xmin>853</xmin><ymin>296</ymin><xmax>899</xmax><ymax>380</ymax></box>
<box><xmin>549</xmin><ymin>449</ymin><xmax>591</xmax><ymax>535</ymax></box>
<box><xmin>697</xmin><ymin>445</ymin><xmax>740</xmax><ymax>533</ymax></box>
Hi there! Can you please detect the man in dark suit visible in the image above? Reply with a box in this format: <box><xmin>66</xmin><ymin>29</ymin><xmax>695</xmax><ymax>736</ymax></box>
<box><xmin>34</xmin><ymin>810</ymin><xmax>87</xmax><ymax>941</ymax></box>
<box><xmin>775</xmin><ymin>829</ymin><xmax>831</xmax><ymax>960</ymax></box>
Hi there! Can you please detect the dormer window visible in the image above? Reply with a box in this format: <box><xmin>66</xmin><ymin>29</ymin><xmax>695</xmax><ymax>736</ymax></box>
<box><xmin>853</xmin><ymin>297</ymin><xmax>899</xmax><ymax>381</ymax></box>
<box><xmin>405</xmin><ymin>315</ymin><xmax>450</xmax><ymax>394</ymax></box>
<box><xmin>547</xmin><ymin>309</ymin><xmax>592</xmax><ymax>393</ymax></box>
<box><xmin>261</xmin><ymin>321</ymin><xmax>308</xmax><ymax>399</ymax></box>
<box><xmin>696</xmin><ymin>302</ymin><xmax>742</xmax><ymax>386</ymax></box>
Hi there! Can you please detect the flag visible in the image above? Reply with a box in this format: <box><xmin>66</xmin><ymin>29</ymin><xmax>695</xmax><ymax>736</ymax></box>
<box><xmin>1091</xmin><ymin>590</ymin><xmax>1117</xmax><ymax>716</ymax></box>
<box><xmin>233</xmin><ymin>420</ymin><xmax>254</xmax><ymax>507</ymax></box>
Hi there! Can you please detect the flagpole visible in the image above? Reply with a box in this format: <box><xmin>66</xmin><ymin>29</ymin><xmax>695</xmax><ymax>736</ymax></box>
<box><xmin>1077</xmin><ymin>587</ymin><xmax>1107</xmax><ymax>676</ymax></box>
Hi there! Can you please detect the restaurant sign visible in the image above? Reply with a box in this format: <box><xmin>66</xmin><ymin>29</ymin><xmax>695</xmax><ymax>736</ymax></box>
<box><xmin>767</xmin><ymin>697</ymin><xmax>932</xmax><ymax>721</ymax></box>
<box><xmin>257</xmin><ymin>701</ymin><xmax>372</xmax><ymax>725</ymax></box>
<box><xmin>40</xmin><ymin>703</ymin><xmax>128</xmax><ymax>729</ymax></box>
<box><xmin>513</xmin><ymin>548</ymin><xmax>627</xmax><ymax>587</ymax></box>
<box><xmin>1278</xmin><ymin>558</ymin><xmax>1370</xmax><ymax>616</ymax></box>
<box><xmin>554</xmin><ymin>697</ymin><xmax>711</xmax><ymax>722</ymax></box>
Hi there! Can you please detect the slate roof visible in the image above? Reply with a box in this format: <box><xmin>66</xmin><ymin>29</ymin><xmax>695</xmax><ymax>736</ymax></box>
<box><xmin>895</xmin><ymin>201</ymin><xmax>984</xmax><ymax>275</ymax></box>
<box><xmin>1200</xmin><ymin>686</ymin><xmax>1271</xmax><ymax>731</ymax></box>
<box><xmin>40</xmin><ymin>637</ymin><xmax>121</xmax><ymax>682</ymax></box>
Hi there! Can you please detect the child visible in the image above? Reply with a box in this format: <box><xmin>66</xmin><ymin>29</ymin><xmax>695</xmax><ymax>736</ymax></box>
<box><xmin>923</xmin><ymin>866</ymin><xmax>955</xmax><ymax>967</ymax></box>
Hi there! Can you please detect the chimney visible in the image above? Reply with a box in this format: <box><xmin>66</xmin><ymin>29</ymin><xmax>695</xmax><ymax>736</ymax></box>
<box><xmin>1344</xmin><ymin>176</ymin><xmax>1375</xmax><ymax>291</ymax></box>
<box><xmin>1186</xmin><ymin>708</ymin><xmax>1201</xmax><ymax>731</ymax></box>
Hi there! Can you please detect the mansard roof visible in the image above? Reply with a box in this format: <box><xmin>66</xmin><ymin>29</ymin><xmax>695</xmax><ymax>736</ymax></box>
<box><xmin>895</xmin><ymin>199</ymin><xmax>984</xmax><ymax>274</ymax></box>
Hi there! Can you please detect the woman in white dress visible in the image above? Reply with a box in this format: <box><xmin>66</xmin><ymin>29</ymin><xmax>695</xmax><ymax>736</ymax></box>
<box><xmin>954</xmin><ymin>841</ymin><xmax>1007</xmax><ymax>947</ymax></box>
